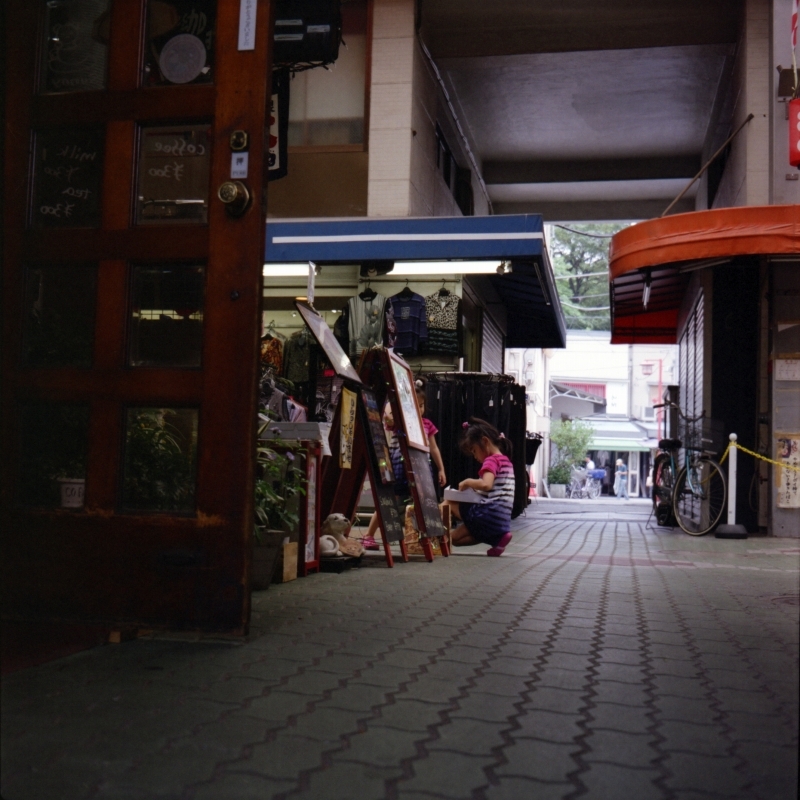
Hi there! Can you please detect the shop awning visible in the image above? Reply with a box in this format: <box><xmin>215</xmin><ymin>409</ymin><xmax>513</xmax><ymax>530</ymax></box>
<box><xmin>591</xmin><ymin>438</ymin><xmax>653</xmax><ymax>452</ymax></box>
<box><xmin>609</xmin><ymin>205</ymin><xmax>800</xmax><ymax>344</ymax></box>
<box><xmin>582</xmin><ymin>415</ymin><xmax>653</xmax><ymax>452</ymax></box>
<box><xmin>551</xmin><ymin>381</ymin><xmax>605</xmax><ymax>403</ymax></box>
<box><xmin>265</xmin><ymin>215</ymin><xmax>566</xmax><ymax>348</ymax></box>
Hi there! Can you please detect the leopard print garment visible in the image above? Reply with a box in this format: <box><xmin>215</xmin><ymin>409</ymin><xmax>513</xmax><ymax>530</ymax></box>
<box><xmin>425</xmin><ymin>292</ymin><xmax>459</xmax><ymax>330</ymax></box>
<box><xmin>425</xmin><ymin>292</ymin><xmax>460</xmax><ymax>355</ymax></box>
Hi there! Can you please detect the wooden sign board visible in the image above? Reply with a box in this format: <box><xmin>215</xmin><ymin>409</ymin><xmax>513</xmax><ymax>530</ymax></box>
<box><xmin>295</xmin><ymin>301</ymin><xmax>362</xmax><ymax>383</ymax></box>
<box><xmin>406</xmin><ymin>447</ymin><xmax>446</xmax><ymax>539</ymax></box>
<box><xmin>360</xmin><ymin>388</ymin><xmax>393</xmax><ymax>484</ymax></box>
<box><xmin>358</xmin><ymin>393</ymin><xmax>404</xmax><ymax>543</ymax></box>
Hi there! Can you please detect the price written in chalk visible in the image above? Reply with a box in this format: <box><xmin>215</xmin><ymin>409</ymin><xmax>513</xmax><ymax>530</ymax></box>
<box><xmin>33</xmin><ymin>128</ymin><xmax>104</xmax><ymax>229</ymax></box>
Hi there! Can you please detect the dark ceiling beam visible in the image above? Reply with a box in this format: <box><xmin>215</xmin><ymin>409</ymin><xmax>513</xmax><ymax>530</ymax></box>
<box><xmin>493</xmin><ymin>198</ymin><xmax>696</xmax><ymax>222</ymax></box>
<box><xmin>420</xmin><ymin>0</ymin><xmax>741</xmax><ymax>59</ymax></box>
<box><xmin>484</xmin><ymin>156</ymin><xmax>701</xmax><ymax>185</ymax></box>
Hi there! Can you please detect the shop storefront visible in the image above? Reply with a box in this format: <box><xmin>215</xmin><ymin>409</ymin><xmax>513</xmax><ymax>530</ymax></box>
<box><xmin>258</xmin><ymin>214</ymin><xmax>566</xmax><ymax>564</ymax></box>
<box><xmin>609</xmin><ymin>205</ymin><xmax>800</xmax><ymax>534</ymax></box>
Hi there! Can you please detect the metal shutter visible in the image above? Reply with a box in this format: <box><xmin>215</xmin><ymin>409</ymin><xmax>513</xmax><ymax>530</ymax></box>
<box><xmin>481</xmin><ymin>312</ymin><xmax>504</xmax><ymax>374</ymax></box>
<box><xmin>679</xmin><ymin>291</ymin><xmax>704</xmax><ymax>460</ymax></box>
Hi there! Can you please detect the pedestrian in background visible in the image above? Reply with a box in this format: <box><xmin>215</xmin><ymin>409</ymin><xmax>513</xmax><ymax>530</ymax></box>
<box><xmin>615</xmin><ymin>458</ymin><xmax>629</xmax><ymax>500</ymax></box>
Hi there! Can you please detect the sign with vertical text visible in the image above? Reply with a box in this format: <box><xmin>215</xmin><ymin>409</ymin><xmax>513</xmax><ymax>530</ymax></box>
<box><xmin>238</xmin><ymin>0</ymin><xmax>256</xmax><ymax>50</ymax></box>
<box><xmin>340</xmin><ymin>388</ymin><xmax>357</xmax><ymax>468</ymax></box>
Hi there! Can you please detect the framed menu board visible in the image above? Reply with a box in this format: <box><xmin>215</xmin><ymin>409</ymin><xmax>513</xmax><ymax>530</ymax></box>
<box><xmin>388</xmin><ymin>350</ymin><xmax>427</xmax><ymax>451</ymax></box>
<box><xmin>295</xmin><ymin>301</ymin><xmax>362</xmax><ymax>384</ymax></box>
<box><xmin>406</xmin><ymin>448</ymin><xmax>446</xmax><ymax>539</ymax></box>
<box><xmin>360</xmin><ymin>388</ymin><xmax>393</xmax><ymax>484</ymax></box>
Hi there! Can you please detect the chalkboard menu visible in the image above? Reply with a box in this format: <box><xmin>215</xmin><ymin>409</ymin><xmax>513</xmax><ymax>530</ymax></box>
<box><xmin>32</xmin><ymin>128</ymin><xmax>105</xmax><ymax>229</ymax></box>
<box><xmin>358</xmin><ymin>394</ymin><xmax>404</xmax><ymax>543</ymax></box>
<box><xmin>360</xmin><ymin>388</ymin><xmax>393</xmax><ymax>484</ymax></box>
<box><xmin>136</xmin><ymin>125</ymin><xmax>211</xmax><ymax>224</ymax></box>
<box><xmin>40</xmin><ymin>0</ymin><xmax>110</xmax><ymax>93</ymax></box>
<box><xmin>407</xmin><ymin>447</ymin><xmax>445</xmax><ymax>539</ymax></box>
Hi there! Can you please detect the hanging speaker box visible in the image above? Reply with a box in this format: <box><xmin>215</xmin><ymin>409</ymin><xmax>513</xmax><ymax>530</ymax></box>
<box><xmin>273</xmin><ymin>0</ymin><xmax>342</xmax><ymax>68</ymax></box>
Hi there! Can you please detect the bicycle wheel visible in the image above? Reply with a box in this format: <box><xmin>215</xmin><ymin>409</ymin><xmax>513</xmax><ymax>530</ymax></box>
<box><xmin>673</xmin><ymin>458</ymin><xmax>726</xmax><ymax>536</ymax></box>
<box><xmin>588</xmin><ymin>480</ymin><xmax>601</xmax><ymax>499</ymax></box>
<box><xmin>652</xmin><ymin>454</ymin><xmax>674</xmax><ymax>516</ymax></box>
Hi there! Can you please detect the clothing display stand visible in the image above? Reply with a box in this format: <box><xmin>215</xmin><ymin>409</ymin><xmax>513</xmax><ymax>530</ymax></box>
<box><xmin>424</xmin><ymin>372</ymin><xmax>529</xmax><ymax>520</ymax></box>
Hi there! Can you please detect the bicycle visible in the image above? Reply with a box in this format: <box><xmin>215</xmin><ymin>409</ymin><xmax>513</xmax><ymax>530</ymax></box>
<box><xmin>566</xmin><ymin>466</ymin><xmax>602</xmax><ymax>499</ymax></box>
<box><xmin>652</xmin><ymin>402</ymin><xmax>727</xmax><ymax>535</ymax></box>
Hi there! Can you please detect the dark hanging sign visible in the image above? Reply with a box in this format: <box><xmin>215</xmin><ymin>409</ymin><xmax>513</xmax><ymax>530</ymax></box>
<box><xmin>267</xmin><ymin>68</ymin><xmax>290</xmax><ymax>182</ymax></box>
<box><xmin>273</xmin><ymin>0</ymin><xmax>342</xmax><ymax>70</ymax></box>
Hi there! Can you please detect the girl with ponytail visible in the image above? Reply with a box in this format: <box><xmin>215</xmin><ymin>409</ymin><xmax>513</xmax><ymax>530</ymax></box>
<box><xmin>444</xmin><ymin>417</ymin><xmax>515</xmax><ymax>557</ymax></box>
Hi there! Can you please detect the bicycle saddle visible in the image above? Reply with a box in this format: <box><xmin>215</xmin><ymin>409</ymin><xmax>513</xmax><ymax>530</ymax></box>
<box><xmin>658</xmin><ymin>438</ymin><xmax>682</xmax><ymax>449</ymax></box>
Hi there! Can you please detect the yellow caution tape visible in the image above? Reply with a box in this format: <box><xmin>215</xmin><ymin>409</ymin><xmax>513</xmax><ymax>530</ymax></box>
<box><xmin>719</xmin><ymin>441</ymin><xmax>800</xmax><ymax>473</ymax></box>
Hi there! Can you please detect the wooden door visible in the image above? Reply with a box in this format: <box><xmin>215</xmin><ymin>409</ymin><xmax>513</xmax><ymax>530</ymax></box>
<box><xmin>2</xmin><ymin>0</ymin><xmax>272</xmax><ymax>634</ymax></box>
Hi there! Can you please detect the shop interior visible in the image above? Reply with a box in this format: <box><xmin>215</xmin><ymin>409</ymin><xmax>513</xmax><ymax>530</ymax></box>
<box><xmin>256</xmin><ymin>262</ymin><xmax>534</xmax><ymax>580</ymax></box>
<box><xmin>258</xmin><ymin>265</ymin><xmax>476</xmax><ymax>422</ymax></box>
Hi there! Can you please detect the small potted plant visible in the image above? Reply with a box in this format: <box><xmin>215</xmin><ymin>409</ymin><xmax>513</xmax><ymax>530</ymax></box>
<box><xmin>547</xmin><ymin>462</ymin><xmax>571</xmax><ymax>499</ymax></box>
<box><xmin>253</xmin><ymin>423</ymin><xmax>306</xmax><ymax>589</ymax></box>
<box><xmin>54</xmin><ymin>457</ymin><xmax>87</xmax><ymax>508</ymax></box>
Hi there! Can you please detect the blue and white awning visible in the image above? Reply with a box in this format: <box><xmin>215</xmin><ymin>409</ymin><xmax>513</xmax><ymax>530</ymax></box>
<box><xmin>266</xmin><ymin>214</ymin><xmax>545</xmax><ymax>262</ymax></box>
<box><xmin>264</xmin><ymin>215</ymin><xmax>566</xmax><ymax>348</ymax></box>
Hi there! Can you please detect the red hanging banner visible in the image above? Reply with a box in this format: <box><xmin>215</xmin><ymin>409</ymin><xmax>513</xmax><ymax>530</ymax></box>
<box><xmin>790</xmin><ymin>98</ymin><xmax>800</xmax><ymax>167</ymax></box>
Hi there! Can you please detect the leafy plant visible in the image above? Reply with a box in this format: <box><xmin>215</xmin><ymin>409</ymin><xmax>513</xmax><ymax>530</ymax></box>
<box><xmin>254</xmin><ymin>423</ymin><xmax>306</xmax><ymax>541</ymax></box>
<box><xmin>123</xmin><ymin>409</ymin><xmax>196</xmax><ymax>512</ymax></box>
<box><xmin>550</xmin><ymin>419</ymin><xmax>594</xmax><ymax>467</ymax></box>
<box><xmin>548</xmin><ymin>419</ymin><xmax>594</xmax><ymax>487</ymax></box>
<box><xmin>547</xmin><ymin>463</ymin><xmax>572</xmax><ymax>485</ymax></box>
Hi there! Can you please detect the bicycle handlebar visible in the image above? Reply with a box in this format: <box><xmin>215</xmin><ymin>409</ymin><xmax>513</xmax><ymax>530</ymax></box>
<box><xmin>652</xmin><ymin>401</ymin><xmax>705</xmax><ymax>423</ymax></box>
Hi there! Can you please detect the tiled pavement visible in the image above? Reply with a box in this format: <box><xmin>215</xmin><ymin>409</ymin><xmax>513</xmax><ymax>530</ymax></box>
<box><xmin>2</xmin><ymin>500</ymin><xmax>799</xmax><ymax>800</ymax></box>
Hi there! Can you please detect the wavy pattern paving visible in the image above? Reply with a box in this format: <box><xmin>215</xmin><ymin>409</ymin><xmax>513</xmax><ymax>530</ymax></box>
<box><xmin>1</xmin><ymin>512</ymin><xmax>798</xmax><ymax>800</ymax></box>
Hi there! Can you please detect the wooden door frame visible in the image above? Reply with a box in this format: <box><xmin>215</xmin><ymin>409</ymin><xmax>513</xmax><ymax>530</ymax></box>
<box><xmin>2</xmin><ymin>0</ymin><xmax>272</xmax><ymax>634</ymax></box>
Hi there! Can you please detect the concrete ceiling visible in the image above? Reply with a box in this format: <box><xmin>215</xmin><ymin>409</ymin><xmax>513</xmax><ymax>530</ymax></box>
<box><xmin>418</xmin><ymin>1</ymin><xmax>741</xmax><ymax>221</ymax></box>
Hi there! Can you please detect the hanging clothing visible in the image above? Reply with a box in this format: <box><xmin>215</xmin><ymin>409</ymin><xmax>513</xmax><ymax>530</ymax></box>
<box><xmin>259</xmin><ymin>336</ymin><xmax>284</xmax><ymax>373</ymax></box>
<box><xmin>424</xmin><ymin>292</ymin><xmax>460</xmax><ymax>355</ymax></box>
<box><xmin>347</xmin><ymin>293</ymin><xmax>386</xmax><ymax>359</ymax></box>
<box><xmin>387</xmin><ymin>291</ymin><xmax>428</xmax><ymax>357</ymax></box>
<box><xmin>283</xmin><ymin>330</ymin><xmax>312</xmax><ymax>384</ymax></box>
<box><xmin>384</xmin><ymin>302</ymin><xmax>397</xmax><ymax>348</ymax></box>
<box><xmin>333</xmin><ymin>307</ymin><xmax>350</xmax><ymax>355</ymax></box>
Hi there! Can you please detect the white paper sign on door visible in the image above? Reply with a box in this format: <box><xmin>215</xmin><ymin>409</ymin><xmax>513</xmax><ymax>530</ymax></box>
<box><xmin>238</xmin><ymin>0</ymin><xmax>256</xmax><ymax>50</ymax></box>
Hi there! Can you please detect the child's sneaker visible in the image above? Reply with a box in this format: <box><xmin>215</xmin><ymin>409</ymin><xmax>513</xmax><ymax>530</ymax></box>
<box><xmin>487</xmin><ymin>532</ymin><xmax>512</xmax><ymax>557</ymax></box>
<box><xmin>362</xmin><ymin>536</ymin><xmax>380</xmax><ymax>551</ymax></box>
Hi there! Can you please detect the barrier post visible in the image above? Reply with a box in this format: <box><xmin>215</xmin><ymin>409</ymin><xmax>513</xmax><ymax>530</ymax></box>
<box><xmin>715</xmin><ymin>433</ymin><xmax>748</xmax><ymax>539</ymax></box>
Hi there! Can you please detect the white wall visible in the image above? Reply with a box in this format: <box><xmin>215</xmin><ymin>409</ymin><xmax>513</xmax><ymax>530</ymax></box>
<box><xmin>367</xmin><ymin>0</ymin><xmax>490</xmax><ymax>218</ymax></box>
<box><xmin>506</xmin><ymin>347</ymin><xmax>551</xmax><ymax>496</ymax></box>
<box><xmin>547</xmin><ymin>331</ymin><xmax>678</xmax><ymax>421</ymax></box>
<box><xmin>367</xmin><ymin>0</ymin><xmax>415</xmax><ymax>216</ymax></box>
<box><xmin>714</xmin><ymin>0</ymin><xmax>771</xmax><ymax>207</ymax></box>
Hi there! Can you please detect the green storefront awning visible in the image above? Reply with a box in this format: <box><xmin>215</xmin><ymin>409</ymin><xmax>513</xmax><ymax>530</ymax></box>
<box><xmin>591</xmin><ymin>438</ymin><xmax>653</xmax><ymax>452</ymax></box>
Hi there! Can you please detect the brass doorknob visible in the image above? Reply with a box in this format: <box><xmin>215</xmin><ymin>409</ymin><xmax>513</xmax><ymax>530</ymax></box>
<box><xmin>217</xmin><ymin>180</ymin><xmax>251</xmax><ymax>216</ymax></box>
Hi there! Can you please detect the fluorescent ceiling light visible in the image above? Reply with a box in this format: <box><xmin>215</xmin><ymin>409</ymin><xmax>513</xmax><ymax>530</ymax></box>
<box><xmin>264</xmin><ymin>261</ymin><xmax>506</xmax><ymax>277</ymax></box>
<box><xmin>392</xmin><ymin>261</ymin><xmax>502</xmax><ymax>275</ymax></box>
<box><xmin>263</xmin><ymin>263</ymin><xmax>309</xmax><ymax>276</ymax></box>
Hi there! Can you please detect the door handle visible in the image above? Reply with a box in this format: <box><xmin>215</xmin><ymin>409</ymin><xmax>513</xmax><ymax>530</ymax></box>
<box><xmin>217</xmin><ymin>180</ymin><xmax>251</xmax><ymax>217</ymax></box>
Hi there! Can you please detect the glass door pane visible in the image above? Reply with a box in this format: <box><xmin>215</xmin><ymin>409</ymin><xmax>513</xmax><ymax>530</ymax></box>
<box><xmin>40</xmin><ymin>0</ymin><xmax>111</xmax><ymax>93</ymax></box>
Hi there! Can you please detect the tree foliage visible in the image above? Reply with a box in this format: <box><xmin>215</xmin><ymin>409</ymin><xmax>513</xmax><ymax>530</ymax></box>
<box><xmin>550</xmin><ymin>223</ymin><xmax>631</xmax><ymax>331</ymax></box>
<box><xmin>549</xmin><ymin>419</ymin><xmax>595</xmax><ymax>469</ymax></box>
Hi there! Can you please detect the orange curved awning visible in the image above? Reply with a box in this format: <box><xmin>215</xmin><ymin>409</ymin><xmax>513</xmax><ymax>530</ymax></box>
<box><xmin>609</xmin><ymin>205</ymin><xmax>800</xmax><ymax>344</ymax></box>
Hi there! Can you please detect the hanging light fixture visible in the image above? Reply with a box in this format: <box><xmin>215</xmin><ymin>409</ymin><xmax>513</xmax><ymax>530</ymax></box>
<box><xmin>642</xmin><ymin>271</ymin><xmax>652</xmax><ymax>310</ymax></box>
